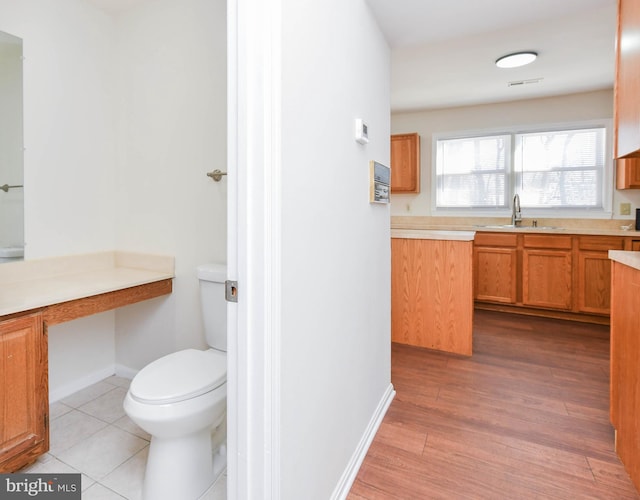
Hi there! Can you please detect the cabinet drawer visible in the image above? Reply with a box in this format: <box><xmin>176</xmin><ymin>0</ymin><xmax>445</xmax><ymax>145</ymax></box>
<box><xmin>579</xmin><ymin>236</ymin><xmax>625</xmax><ymax>251</ymax></box>
<box><xmin>523</xmin><ymin>234</ymin><xmax>572</xmax><ymax>249</ymax></box>
<box><xmin>474</xmin><ymin>232</ymin><xmax>517</xmax><ymax>247</ymax></box>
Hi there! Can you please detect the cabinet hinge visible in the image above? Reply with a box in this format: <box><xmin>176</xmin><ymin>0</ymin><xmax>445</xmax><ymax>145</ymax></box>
<box><xmin>44</xmin><ymin>413</ymin><xmax>48</xmax><ymax>428</ymax></box>
<box><xmin>225</xmin><ymin>280</ymin><xmax>238</xmax><ymax>303</ymax></box>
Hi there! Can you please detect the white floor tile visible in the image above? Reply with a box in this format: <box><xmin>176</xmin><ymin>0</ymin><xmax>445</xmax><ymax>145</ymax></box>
<box><xmin>21</xmin><ymin>456</ymin><xmax>95</xmax><ymax>492</ymax></box>
<box><xmin>83</xmin><ymin>483</ymin><xmax>127</xmax><ymax>500</ymax></box>
<box><xmin>49</xmin><ymin>401</ymin><xmax>73</xmax><ymax>420</ymax></box>
<box><xmin>57</xmin><ymin>426</ymin><xmax>148</xmax><ymax>479</ymax></box>
<box><xmin>79</xmin><ymin>387</ymin><xmax>128</xmax><ymax>423</ymax></box>
<box><xmin>112</xmin><ymin>415</ymin><xmax>151</xmax><ymax>441</ymax></box>
<box><xmin>101</xmin><ymin>447</ymin><xmax>149</xmax><ymax>500</ymax></box>
<box><xmin>42</xmin><ymin>377</ymin><xmax>226</xmax><ymax>500</ymax></box>
<box><xmin>104</xmin><ymin>376</ymin><xmax>132</xmax><ymax>389</ymax></box>
<box><xmin>199</xmin><ymin>473</ymin><xmax>227</xmax><ymax>500</ymax></box>
<box><xmin>61</xmin><ymin>381</ymin><xmax>117</xmax><ymax>408</ymax></box>
<box><xmin>49</xmin><ymin>409</ymin><xmax>108</xmax><ymax>456</ymax></box>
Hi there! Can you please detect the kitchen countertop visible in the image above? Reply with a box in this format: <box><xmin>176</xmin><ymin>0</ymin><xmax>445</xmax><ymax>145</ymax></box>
<box><xmin>0</xmin><ymin>251</ymin><xmax>174</xmax><ymax>317</ymax></box>
<box><xmin>391</xmin><ymin>229</ymin><xmax>476</xmax><ymax>241</ymax></box>
<box><xmin>391</xmin><ymin>216</ymin><xmax>640</xmax><ymax>237</ymax></box>
<box><xmin>609</xmin><ymin>250</ymin><xmax>640</xmax><ymax>271</ymax></box>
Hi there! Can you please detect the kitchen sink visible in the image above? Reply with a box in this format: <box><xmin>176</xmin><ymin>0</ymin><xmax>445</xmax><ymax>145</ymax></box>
<box><xmin>475</xmin><ymin>224</ymin><xmax>561</xmax><ymax>230</ymax></box>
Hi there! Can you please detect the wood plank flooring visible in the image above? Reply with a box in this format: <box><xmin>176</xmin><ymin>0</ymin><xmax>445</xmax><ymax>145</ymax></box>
<box><xmin>348</xmin><ymin>310</ymin><xmax>640</xmax><ymax>499</ymax></box>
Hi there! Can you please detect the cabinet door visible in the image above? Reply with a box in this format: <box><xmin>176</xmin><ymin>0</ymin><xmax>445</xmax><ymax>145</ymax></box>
<box><xmin>474</xmin><ymin>246</ymin><xmax>517</xmax><ymax>304</ymax></box>
<box><xmin>0</xmin><ymin>313</ymin><xmax>48</xmax><ymax>472</ymax></box>
<box><xmin>390</xmin><ymin>133</ymin><xmax>420</xmax><ymax>193</ymax></box>
<box><xmin>578</xmin><ymin>251</ymin><xmax>612</xmax><ymax>315</ymax></box>
<box><xmin>522</xmin><ymin>249</ymin><xmax>572</xmax><ymax>310</ymax></box>
<box><xmin>615</xmin><ymin>0</ymin><xmax>640</xmax><ymax>158</ymax></box>
<box><xmin>616</xmin><ymin>158</ymin><xmax>640</xmax><ymax>189</ymax></box>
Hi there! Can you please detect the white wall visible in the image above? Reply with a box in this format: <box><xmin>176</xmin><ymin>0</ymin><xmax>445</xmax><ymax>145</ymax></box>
<box><xmin>113</xmin><ymin>0</ymin><xmax>227</xmax><ymax>372</ymax></box>
<box><xmin>391</xmin><ymin>89</ymin><xmax>640</xmax><ymax>220</ymax></box>
<box><xmin>0</xmin><ymin>0</ymin><xmax>119</xmax><ymax>400</ymax></box>
<box><xmin>0</xmin><ymin>0</ymin><xmax>227</xmax><ymax>398</ymax></box>
<box><xmin>279</xmin><ymin>0</ymin><xmax>391</xmax><ymax>497</ymax></box>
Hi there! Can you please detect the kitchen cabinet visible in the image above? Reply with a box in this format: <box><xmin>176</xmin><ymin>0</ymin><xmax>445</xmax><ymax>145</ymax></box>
<box><xmin>616</xmin><ymin>158</ymin><xmax>640</xmax><ymax>189</ymax></box>
<box><xmin>614</xmin><ymin>0</ymin><xmax>640</xmax><ymax>158</ymax></box>
<box><xmin>392</xmin><ymin>234</ymin><xmax>473</xmax><ymax>355</ymax></box>
<box><xmin>577</xmin><ymin>236</ymin><xmax>625</xmax><ymax>315</ymax></box>
<box><xmin>0</xmin><ymin>312</ymin><xmax>48</xmax><ymax>472</ymax></box>
<box><xmin>390</xmin><ymin>133</ymin><xmax>420</xmax><ymax>193</ymax></box>
<box><xmin>610</xmin><ymin>259</ymin><xmax>640</xmax><ymax>491</ymax></box>
<box><xmin>474</xmin><ymin>233</ymin><xmax>517</xmax><ymax>304</ymax></box>
<box><xmin>522</xmin><ymin>235</ymin><xmax>573</xmax><ymax>311</ymax></box>
<box><xmin>474</xmin><ymin>232</ymin><xmax>628</xmax><ymax>322</ymax></box>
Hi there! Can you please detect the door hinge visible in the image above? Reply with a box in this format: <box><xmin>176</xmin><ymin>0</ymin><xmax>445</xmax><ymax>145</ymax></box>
<box><xmin>225</xmin><ymin>280</ymin><xmax>238</xmax><ymax>303</ymax></box>
<box><xmin>44</xmin><ymin>413</ymin><xmax>48</xmax><ymax>429</ymax></box>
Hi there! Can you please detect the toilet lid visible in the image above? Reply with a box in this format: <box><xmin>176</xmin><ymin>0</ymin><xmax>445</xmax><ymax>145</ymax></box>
<box><xmin>129</xmin><ymin>349</ymin><xmax>226</xmax><ymax>405</ymax></box>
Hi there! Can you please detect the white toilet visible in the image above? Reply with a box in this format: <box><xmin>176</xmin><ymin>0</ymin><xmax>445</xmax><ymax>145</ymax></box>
<box><xmin>123</xmin><ymin>263</ymin><xmax>227</xmax><ymax>500</ymax></box>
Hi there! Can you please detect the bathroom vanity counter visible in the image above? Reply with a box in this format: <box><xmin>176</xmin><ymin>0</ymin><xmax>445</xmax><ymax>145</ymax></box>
<box><xmin>0</xmin><ymin>251</ymin><xmax>174</xmax><ymax>473</ymax></box>
<box><xmin>0</xmin><ymin>251</ymin><xmax>174</xmax><ymax>321</ymax></box>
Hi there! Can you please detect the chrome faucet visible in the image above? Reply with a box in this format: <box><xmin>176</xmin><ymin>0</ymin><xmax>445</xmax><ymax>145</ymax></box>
<box><xmin>512</xmin><ymin>193</ymin><xmax>522</xmax><ymax>226</ymax></box>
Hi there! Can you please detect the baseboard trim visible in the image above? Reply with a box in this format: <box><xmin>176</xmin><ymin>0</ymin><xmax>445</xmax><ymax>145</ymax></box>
<box><xmin>114</xmin><ymin>364</ymin><xmax>140</xmax><ymax>380</ymax></box>
<box><xmin>49</xmin><ymin>365</ymin><xmax>116</xmax><ymax>403</ymax></box>
<box><xmin>331</xmin><ymin>383</ymin><xmax>396</xmax><ymax>500</ymax></box>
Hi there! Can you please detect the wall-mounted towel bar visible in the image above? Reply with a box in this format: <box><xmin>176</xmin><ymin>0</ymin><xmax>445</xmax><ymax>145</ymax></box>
<box><xmin>206</xmin><ymin>170</ymin><xmax>227</xmax><ymax>182</ymax></box>
<box><xmin>1</xmin><ymin>184</ymin><xmax>23</xmax><ymax>193</ymax></box>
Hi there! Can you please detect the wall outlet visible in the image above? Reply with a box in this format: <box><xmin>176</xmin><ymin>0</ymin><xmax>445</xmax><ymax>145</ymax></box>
<box><xmin>620</xmin><ymin>202</ymin><xmax>631</xmax><ymax>216</ymax></box>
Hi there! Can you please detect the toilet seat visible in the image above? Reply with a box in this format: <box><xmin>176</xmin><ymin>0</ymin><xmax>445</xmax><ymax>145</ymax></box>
<box><xmin>130</xmin><ymin>349</ymin><xmax>226</xmax><ymax>405</ymax></box>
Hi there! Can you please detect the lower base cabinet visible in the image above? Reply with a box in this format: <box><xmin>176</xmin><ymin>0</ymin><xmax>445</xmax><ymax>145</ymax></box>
<box><xmin>392</xmin><ymin>237</ymin><xmax>473</xmax><ymax>355</ymax></box>
<box><xmin>0</xmin><ymin>312</ymin><xmax>49</xmax><ymax>472</ymax></box>
<box><xmin>474</xmin><ymin>232</ymin><xmax>629</xmax><ymax>322</ymax></box>
<box><xmin>610</xmin><ymin>261</ymin><xmax>640</xmax><ymax>492</ymax></box>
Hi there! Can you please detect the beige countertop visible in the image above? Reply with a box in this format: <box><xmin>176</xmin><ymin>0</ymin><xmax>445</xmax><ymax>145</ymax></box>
<box><xmin>0</xmin><ymin>251</ymin><xmax>174</xmax><ymax>317</ymax></box>
<box><xmin>391</xmin><ymin>229</ymin><xmax>476</xmax><ymax>241</ymax></box>
<box><xmin>391</xmin><ymin>216</ymin><xmax>640</xmax><ymax>237</ymax></box>
<box><xmin>609</xmin><ymin>250</ymin><xmax>640</xmax><ymax>271</ymax></box>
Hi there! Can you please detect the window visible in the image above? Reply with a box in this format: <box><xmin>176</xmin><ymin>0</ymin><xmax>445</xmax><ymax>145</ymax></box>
<box><xmin>434</xmin><ymin>123</ymin><xmax>611</xmax><ymax>216</ymax></box>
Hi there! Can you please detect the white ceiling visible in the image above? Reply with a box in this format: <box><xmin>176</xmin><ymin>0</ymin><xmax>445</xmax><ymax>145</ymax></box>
<box><xmin>366</xmin><ymin>0</ymin><xmax>617</xmax><ymax>111</ymax></box>
<box><xmin>83</xmin><ymin>0</ymin><xmax>617</xmax><ymax>113</ymax></box>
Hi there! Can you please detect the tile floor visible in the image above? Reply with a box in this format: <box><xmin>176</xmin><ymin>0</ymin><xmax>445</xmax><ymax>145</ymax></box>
<box><xmin>20</xmin><ymin>376</ymin><xmax>226</xmax><ymax>500</ymax></box>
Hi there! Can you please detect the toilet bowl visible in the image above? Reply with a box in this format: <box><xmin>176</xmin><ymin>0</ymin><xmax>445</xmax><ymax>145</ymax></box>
<box><xmin>123</xmin><ymin>263</ymin><xmax>227</xmax><ymax>500</ymax></box>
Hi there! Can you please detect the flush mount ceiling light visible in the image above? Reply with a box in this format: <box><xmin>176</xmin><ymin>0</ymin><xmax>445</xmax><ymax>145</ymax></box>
<box><xmin>495</xmin><ymin>51</ymin><xmax>538</xmax><ymax>69</ymax></box>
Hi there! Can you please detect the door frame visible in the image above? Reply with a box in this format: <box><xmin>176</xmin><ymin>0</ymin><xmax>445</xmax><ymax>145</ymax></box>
<box><xmin>227</xmin><ymin>0</ymin><xmax>282</xmax><ymax>498</ymax></box>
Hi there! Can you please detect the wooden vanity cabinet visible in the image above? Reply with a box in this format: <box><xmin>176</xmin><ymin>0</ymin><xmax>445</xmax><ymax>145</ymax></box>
<box><xmin>390</xmin><ymin>133</ymin><xmax>420</xmax><ymax>193</ymax></box>
<box><xmin>0</xmin><ymin>311</ymin><xmax>48</xmax><ymax>472</ymax></box>
<box><xmin>614</xmin><ymin>0</ymin><xmax>640</xmax><ymax>158</ymax></box>
<box><xmin>474</xmin><ymin>233</ymin><xmax>517</xmax><ymax>304</ymax></box>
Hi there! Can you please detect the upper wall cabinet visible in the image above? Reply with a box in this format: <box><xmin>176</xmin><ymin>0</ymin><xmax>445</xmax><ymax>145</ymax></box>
<box><xmin>614</xmin><ymin>0</ymin><xmax>640</xmax><ymax>159</ymax></box>
<box><xmin>617</xmin><ymin>158</ymin><xmax>640</xmax><ymax>189</ymax></box>
<box><xmin>391</xmin><ymin>133</ymin><xmax>420</xmax><ymax>193</ymax></box>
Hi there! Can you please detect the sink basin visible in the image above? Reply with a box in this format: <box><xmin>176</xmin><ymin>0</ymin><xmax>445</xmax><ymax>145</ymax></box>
<box><xmin>475</xmin><ymin>224</ymin><xmax>560</xmax><ymax>230</ymax></box>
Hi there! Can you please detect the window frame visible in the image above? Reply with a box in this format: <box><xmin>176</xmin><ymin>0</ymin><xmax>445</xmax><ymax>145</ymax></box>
<box><xmin>431</xmin><ymin>119</ymin><xmax>614</xmax><ymax>219</ymax></box>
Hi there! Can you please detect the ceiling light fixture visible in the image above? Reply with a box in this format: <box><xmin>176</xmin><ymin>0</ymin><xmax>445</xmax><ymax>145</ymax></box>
<box><xmin>495</xmin><ymin>51</ymin><xmax>538</xmax><ymax>69</ymax></box>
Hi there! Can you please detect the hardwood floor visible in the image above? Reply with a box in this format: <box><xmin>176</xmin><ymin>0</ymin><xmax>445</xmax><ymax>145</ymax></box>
<box><xmin>348</xmin><ymin>310</ymin><xmax>640</xmax><ymax>499</ymax></box>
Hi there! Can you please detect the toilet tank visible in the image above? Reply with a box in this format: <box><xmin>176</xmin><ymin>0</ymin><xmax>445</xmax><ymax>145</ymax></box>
<box><xmin>197</xmin><ymin>263</ymin><xmax>227</xmax><ymax>352</ymax></box>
